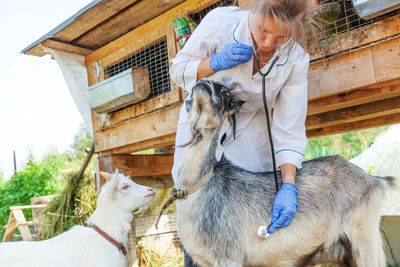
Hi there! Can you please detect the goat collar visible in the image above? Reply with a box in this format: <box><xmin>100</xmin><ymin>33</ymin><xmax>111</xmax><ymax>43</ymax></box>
<box><xmin>92</xmin><ymin>225</ymin><xmax>127</xmax><ymax>256</ymax></box>
<box><xmin>155</xmin><ymin>167</ymin><xmax>214</xmax><ymax>229</ymax></box>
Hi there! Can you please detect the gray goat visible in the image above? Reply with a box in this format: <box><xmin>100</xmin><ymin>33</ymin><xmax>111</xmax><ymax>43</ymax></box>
<box><xmin>173</xmin><ymin>78</ymin><xmax>393</xmax><ymax>267</ymax></box>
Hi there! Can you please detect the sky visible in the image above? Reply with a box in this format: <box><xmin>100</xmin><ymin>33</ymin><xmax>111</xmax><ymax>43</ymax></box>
<box><xmin>0</xmin><ymin>0</ymin><xmax>93</xmax><ymax>179</ymax></box>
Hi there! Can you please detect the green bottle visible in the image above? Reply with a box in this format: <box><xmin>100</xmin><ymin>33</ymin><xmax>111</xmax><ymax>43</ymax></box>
<box><xmin>173</xmin><ymin>17</ymin><xmax>192</xmax><ymax>49</ymax></box>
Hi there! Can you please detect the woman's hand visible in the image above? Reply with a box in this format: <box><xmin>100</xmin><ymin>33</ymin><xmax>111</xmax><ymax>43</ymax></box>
<box><xmin>268</xmin><ymin>182</ymin><xmax>298</xmax><ymax>234</ymax></box>
<box><xmin>209</xmin><ymin>43</ymin><xmax>253</xmax><ymax>72</ymax></box>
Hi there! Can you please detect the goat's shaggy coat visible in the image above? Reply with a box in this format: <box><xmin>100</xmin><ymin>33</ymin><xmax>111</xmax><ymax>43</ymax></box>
<box><xmin>0</xmin><ymin>170</ymin><xmax>156</xmax><ymax>267</ymax></box>
<box><xmin>175</xmin><ymin>79</ymin><xmax>392</xmax><ymax>267</ymax></box>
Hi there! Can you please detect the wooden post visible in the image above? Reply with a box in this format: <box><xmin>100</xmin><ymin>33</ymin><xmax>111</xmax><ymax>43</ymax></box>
<box><xmin>13</xmin><ymin>150</ymin><xmax>16</xmax><ymax>174</ymax></box>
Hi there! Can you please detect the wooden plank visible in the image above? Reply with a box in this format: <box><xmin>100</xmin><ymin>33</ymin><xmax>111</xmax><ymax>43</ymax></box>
<box><xmin>24</xmin><ymin>44</ymin><xmax>47</xmax><ymax>57</ymax></box>
<box><xmin>307</xmin><ymin>79</ymin><xmax>400</xmax><ymax>115</ymax></box>
<box><xmin>10</xmin><ymin>204</ymin><xmax>47</xmax><ymax>210</ymax></box>
<box><xmin>99</xmin><ymin>133</ymin><xmax>176</xmax><ymax>155</ymax></box>
<box><xmin>85</xmin><ymin>0</ymin><xmax>220</xmax><ymax>66</ymax></box>
<box><xmin>373</xmin><ymin>37</ymin><xmax>400</xmax><ymax>83</ymax></box>
<box><xmin>307</xmin><ymin>112</ymin><xmax>400</xmax><ymax>138</ymax></box>
<box><xmin>98</xmin><ymin>154</ymin><xmax>173</xmax><ymax>188</ymax></box>
<box><xmin>131</xmin><ymin>175</ymin><xmax>173</xmax><ymax>188</ymax></box>
<box><xmin>54</xmin><ymin>0</ymin><xmax>141</xmax><ymax>42</ymax></box>
<box><xmin>12</xmin><ymin>210</ymin><xmax>33</xmax><ymax>241</ymax></box>
<box><xmin>94</xmin><ymin>105</ymin><xmax>180</xmax><ymax>152</ymax></box>
<box><xmin>101</xmin><ymin>154</ymin><xmax>173</xmax><ymax>177</ymax></box>
<box><xmin>135</xmin><ymin>214</ymin><xmax>177</xmax><ymax>237</ymax></box>
<box><xmin>309</xmin><ymin>35</ymin><xmax>400</xmax><ymax>100</ymax></box>
<box><xmin>308</xmin><ymin>46</ymin><xmax>376</xmax><ymax>99</ymax></box>
<box><xmin>306</xmin><ymin>96</ymin><xmax>400</xmax><ymax>130</ymax></box>
<box><xmin>102</xmin><ymin>93</ymin><xmax>180</xmax><ymax>128</ymax></box>
<box><xmin>310</xmin><ymin>14</ymin><xmax>400</xmax><ymax>61</ymax></box>
<box><xmin>41</xmin><ymin>39</ymin><xmax>93</xmax><ymax>56</ymax></box>
<box><xmin>75</xmin><ymin>0</ymin><xmax>185</xmax><ymax>49</ymax></box>
<box><xmin>2</xmin><ymin>212</ymin><xmax>16</xmax><ymax>242</ymax></box>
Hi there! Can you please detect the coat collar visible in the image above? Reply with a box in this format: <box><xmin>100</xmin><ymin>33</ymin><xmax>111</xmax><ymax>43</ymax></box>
<box><xmin>232</xmin><ymin>12</ymin><xmax>291</xmax><ymax>79</ymax></box>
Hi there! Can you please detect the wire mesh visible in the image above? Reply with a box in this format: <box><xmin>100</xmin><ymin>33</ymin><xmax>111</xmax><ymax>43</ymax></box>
<box><xmin>188</xmin><ymin>0</ymin><xmax>237</xmax><ymax>24</ymax></box>
<box><xmin>93</xmin><ymin>0</ymin><xmax>238</xmax><ymax>106</ymax></box>
<box><xmin>307</xmin><ymin>0</ymin><xmax>400</xmax><ymax>62</ymax></box>
<box><xmin>104</xmin><ymin>37</ymin><xmax>171</xmax><ymax>99</ymax></box>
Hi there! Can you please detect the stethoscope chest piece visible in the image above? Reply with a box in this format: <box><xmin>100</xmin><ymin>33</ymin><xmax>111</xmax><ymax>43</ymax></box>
<box><xmin>257</xmin><ymin>225</ymin><xmax>271</xmax><ymax>239</ymax></box>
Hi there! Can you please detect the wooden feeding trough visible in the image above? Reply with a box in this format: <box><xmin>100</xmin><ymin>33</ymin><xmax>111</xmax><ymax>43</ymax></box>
<box><xmin>22</xmin><ymin>0</ymin><xmax>400</xmax><ymax>263</ymax></box>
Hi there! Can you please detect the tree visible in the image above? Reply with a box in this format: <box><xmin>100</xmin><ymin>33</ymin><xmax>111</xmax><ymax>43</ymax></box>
<box><xmin>305</xmin><ymin>125</ymin><xmax>390</xmax><ymax>160</ymax></box>
<box><xmin>69</xmin><ymin>124</ymin><xmax>93</xmax><ymax>160</ymax></box>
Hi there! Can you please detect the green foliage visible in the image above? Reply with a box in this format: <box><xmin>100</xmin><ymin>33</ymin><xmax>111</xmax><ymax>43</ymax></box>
<box><xmin>39</xmin><ymin>124</ymin><xmax>97</xmax><ymax>239</ymax></box>
<box><xmin>305</xmin><ymin>126</ymin><xmax>389</xmax><ymax>160</ymax></box>
<box><xmin>0</xmin><ymin>124</ymin><xmax>96</xmax><ymax>240</ymax></box>
<box><xmin>0</xmin><ymin>169</ymin><xmax>4</xmax><ymax>186</ymax></box>
<box><xmin>70</xmin><ymin>124</ymin><xmax>93</xmax><ymax>160</ymax></box>
<box><xmin>0</xmin><ymin>153</ymin><xmax>65</xmax><ymax>238</ymax></box>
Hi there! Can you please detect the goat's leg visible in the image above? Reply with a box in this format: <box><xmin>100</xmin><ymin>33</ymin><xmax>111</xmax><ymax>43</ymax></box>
<box><xmin>346</xmin><ymin>191</ymin><xmax>386</xmax><ymax>267</ymax></box>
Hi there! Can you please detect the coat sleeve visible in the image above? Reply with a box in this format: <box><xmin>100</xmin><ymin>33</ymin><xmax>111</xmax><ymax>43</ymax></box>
<box><xmin>271</xmin><ymin>51</ymin><xmax>310</xmax><ymax>169</ymax></box>
<box><xmin>169</xmin><ymin>9</ymin><xmax>222</xmax><ymax>93</ymax></box>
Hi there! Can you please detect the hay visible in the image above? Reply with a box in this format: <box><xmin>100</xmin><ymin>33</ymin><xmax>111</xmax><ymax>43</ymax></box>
<box><xmin>38</xmin><ymin>170</ymin><xmax>96</xmax><ymax>240</ymax></box>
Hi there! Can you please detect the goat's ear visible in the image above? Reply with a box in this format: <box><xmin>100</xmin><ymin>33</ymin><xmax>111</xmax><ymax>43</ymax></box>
<box><xmin>228</xmin><ymin>100</ymin><xmax>245</xmax><ymax>115</ymax></box>
<box><xmin>100</xmin><ymin>171</ymin><xmax>112</xmax><ymax>181</ymax></box>
<box><xmin>108</xmin><ymin>172</ymin><xmax>119</xmax><ymax>198</ymax></box>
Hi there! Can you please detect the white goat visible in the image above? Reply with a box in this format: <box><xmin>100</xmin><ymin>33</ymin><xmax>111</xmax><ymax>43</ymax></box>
<box><xmin>0</xmin><ymin>170</ymin><xmax>156</xmax><ymax>267</ymax></box>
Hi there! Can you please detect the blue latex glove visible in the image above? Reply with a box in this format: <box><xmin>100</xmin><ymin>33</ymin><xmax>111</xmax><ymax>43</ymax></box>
<box><xmin>268</xmin><ymin>183</ymin><xmax>299</xmax><ymax>234</ymax></box>
<box><xmin>209</xmin><ymin>43</ymin><xmax>253</xmax><ymax>72</ymax></box>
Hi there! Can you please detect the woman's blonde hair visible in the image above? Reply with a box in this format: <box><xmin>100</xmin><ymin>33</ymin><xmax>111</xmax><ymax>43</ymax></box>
<box><xmin>246</xmin><ymin>0</ymin><xmax>311</xmax><ymax>51</ymax></box>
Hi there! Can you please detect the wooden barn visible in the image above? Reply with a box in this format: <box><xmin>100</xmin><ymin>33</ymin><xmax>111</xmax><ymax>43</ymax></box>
<box><xmin>23</xmin><ymin>0</ymin><xmax>400</xmax><ymax>265</ymax></box>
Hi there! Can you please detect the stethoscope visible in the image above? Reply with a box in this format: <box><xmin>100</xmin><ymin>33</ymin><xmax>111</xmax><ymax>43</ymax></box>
<box><xmin>242</xmin><ymin>16</ymin><xmax>292</xmax><ymax>239</ymax></box>
<box><xmin>252</xmin><ymin>46</ymin><xmax>281</xmax><ymax>239</ymax></box>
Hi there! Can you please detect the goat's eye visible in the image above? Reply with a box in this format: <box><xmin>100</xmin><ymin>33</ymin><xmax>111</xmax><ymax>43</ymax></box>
<box><xmin>121</xmin><ymin>184</ymin><xmax>130</xmax><ymax>190</ymax></box>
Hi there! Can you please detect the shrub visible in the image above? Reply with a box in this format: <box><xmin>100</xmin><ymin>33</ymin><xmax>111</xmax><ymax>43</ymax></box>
<box><xmin>0</xmin><ymin>153</ymin><xmax>64</xmax><ymax>239</ymax></box>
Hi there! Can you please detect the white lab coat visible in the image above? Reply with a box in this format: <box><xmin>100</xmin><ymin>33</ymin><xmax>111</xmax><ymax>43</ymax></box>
<box><xmin>170</xmin><ymin>6</ymin><xmax>309</xmax><ymax>178</ymax></box>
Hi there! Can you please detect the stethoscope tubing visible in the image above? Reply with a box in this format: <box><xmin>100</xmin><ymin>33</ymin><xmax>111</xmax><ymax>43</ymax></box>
<box><xmin>254</xmin><ymin>53</ymin><xmax>281</xmax><ymax>194</ymax></box>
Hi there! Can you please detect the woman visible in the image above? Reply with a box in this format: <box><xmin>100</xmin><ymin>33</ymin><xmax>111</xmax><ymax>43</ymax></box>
<box><xmin>169</xmin><ymin>0</ymin><xmax>310</xmax><ymax>265</ymax></box>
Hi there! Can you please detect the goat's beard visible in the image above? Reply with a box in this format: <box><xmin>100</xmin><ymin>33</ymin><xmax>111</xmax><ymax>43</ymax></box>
<box><xmin>179</xmin><ymin>127</ymin><xmax>203</xmax><ymax>148</ymax></box>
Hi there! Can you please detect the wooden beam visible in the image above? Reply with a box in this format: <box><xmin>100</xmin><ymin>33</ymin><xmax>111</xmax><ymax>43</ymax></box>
<box><xmin>308</xmin><ymin>36</ymin><xmax>400</xmax><ymax>100</ymax></box>
<box><xmin>100</xmin><ymin>133</ymin><xmax>176</xmax><ymax>156</ymax></box>
<box><xmin>372</xmin><ymin>37</ymin><xmax>400</xmax><ymax>83</ymax></box>
<box><xmin>310</xmin><ymin>13</ymin><xmax>400</xmax><ymax>62</ymax></box>
<box><xmin>41</xmin><ymin>39</ymin><xmax>93</xmax><ymax>56</ymax></box>
<box><xmin>102</xmin><ymin>92</ymin><xmax>180</xmax><ymax>128</ymax></box>
<box><xmin>101</xmin><ymin>154</ymin><xmax>173</xmax><ymax>177</ymax></box>
<box><xmin>98</xmin><ymin>154</ymin><xmax>174</xmax><ymax>188</ymax></box>
<box><xmin>307</xmin><ymin>79</ymin><xmax>400</xmax><ymax>115</ymax></box>
<box><xmin>306</xmin><ymin>96</ymin><xmax>400</xmax><ymax>130</ymax></box>
<box><xmin>307</xmin><ymin>112</ymin><xmax>400</xmax><ymax>138</ymax></box>
<box><xmin>74</xmin><ymin>0</ymin><xmax>185</xmax><ymax>49</ymax></box>
<box><xmin>2</xmin><ymin>212</ymin><xmax>17</xmax><ymax>242</ymax></box>
<box><xmin>94</xmin><ymin>105</ymin><xmax>180</xmax><ymax>153</ymax></box>
<box><xmin>53</xmin><ymin>0</ymin><xmax>141</xmax><ymax>42</ymax></box>
<box><xmin>308</xmin><ymin>46</ymin><xmax>376</xmax><ymax>99</ymax></box>
<box><xmin>85</xmin><ymin>0</ymin><xmax>220</xmax><ymax>66</ymax></box>
<box><xmin>9</xmin><ymin>204</ymin><xmax>47</xmax><ymax>211</ymax></box>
